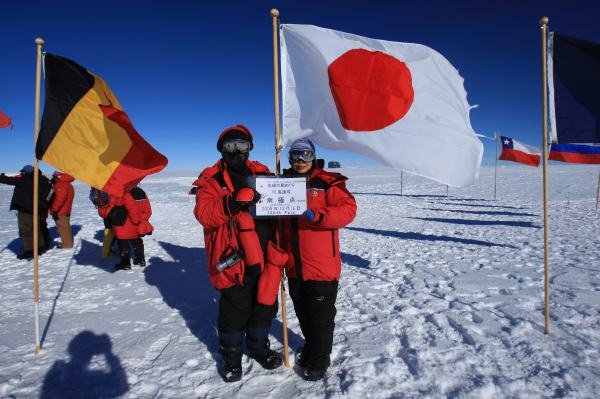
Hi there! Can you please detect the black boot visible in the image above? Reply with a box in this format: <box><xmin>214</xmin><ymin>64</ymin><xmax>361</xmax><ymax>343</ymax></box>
<box><xmin>303</xmin><ymin>366</ymin><xmax>327</xmax><ymax>381</ymax></box>
<box><xmin>251</xmin><ymin>349</ymin><xmax>283</xmax><ymax>370</ymax></box>
<box><xmin>114</xmin><ymin>257</ymin><xmax>131</xmax><ymax>271</ymax></box>
<box><xmin>219</xmin><ymin>331</ymin><xmax>243</xmax><ymax>383</ymax></box>
<box><xmin>222</xmin><ymin>362</ymin><xmax>242</xmax><ymax>383</ymax></box>
<box><xmin>295</xmin><ymin>346</ymin><xmax>308</xmax><ymax>368</ymax></box>
<box><xmin>134</xmin><ymin>257</ymin><xmax>146</xmax><ymax>267</ymax></box>
<box><xmin>246</xmin><ymin>328</ymin><xmax>282</xmax><ymax>370</ymax></box>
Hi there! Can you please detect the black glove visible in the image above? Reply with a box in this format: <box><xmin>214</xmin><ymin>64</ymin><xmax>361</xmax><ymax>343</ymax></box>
<box><xmin>52</xmin><ymin>212</ymin><xmax>58</xmax><ymax>220</ymax></box>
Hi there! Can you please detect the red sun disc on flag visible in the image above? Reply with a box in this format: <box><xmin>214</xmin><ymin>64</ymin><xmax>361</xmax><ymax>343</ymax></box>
<box><xmin>328</xmin><ymin>49</ymin><xmax>414</xmax><ymax>132</ymax></box>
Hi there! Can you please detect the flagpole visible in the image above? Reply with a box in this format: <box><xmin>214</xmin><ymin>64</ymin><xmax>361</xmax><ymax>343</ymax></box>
<box><xmin>271</xmin><ymin>8</ymin><xmax>290</xmax><ymax>368</ymax></box>
<box><xmin>596</xmin><ymin>169</ymin><xmax>600</xmax><ymax>211</ymax></box>
<box><xmin>400</xmin><ymin>171</ymin><xmax>403</xmax><ymax>196</ymax></box>
<box><xmin>494</xmin><ymin>132</ymin><xmax>498</xmax><ymax>200</ymax></box>
<box><xmin>540</xmin><ymin>16</ymin><xmax>551</xmax><ymax>335</ymax></box>
<box><xmin>33</xmin><ymin>37</ymin><xmax>44</xmax><ymax>353</ymax></box>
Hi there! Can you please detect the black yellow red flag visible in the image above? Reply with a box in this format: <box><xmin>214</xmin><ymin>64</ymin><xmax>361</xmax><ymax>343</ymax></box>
<box><xmin>36</xmin><ymin>53</ymin><xmax>167</xmax><ymax>196</ymax></box>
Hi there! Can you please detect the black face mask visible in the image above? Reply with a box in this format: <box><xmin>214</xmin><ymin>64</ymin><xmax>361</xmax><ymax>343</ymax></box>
<box><xmin>222</xmin><ymin>151</ymin><xmax>249</xmax><ymax>170</ymax></box>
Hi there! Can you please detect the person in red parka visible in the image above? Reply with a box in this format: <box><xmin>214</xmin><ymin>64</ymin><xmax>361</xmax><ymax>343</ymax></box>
<box><xmin>98</xmin><ymin>187</ymin><xmax>148</xmax><ymax>271</ymax></box>
<box><xmin>192</xmin><ymin>124</ymin><xmax>284</xmax><ymax>383</ymax></box>
<box><xmin>49</xmin><ymin>171</ymin><xmax>75</xmax><ymax>249</ymax></box>
<box><xmin>281</xmin><ymin>139</ymin><xmax>357</xmax><ymax>381</ymax></box>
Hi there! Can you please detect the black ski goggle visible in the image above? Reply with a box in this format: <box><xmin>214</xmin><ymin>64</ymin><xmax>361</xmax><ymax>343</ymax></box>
<box><xmin>289</xmin><ymin>150</ymin><xmax>315</xmax><ymax>162</ymax></box>
<box><xmin>221</xmin><ymin>139</ymin><xmax>252</xmax><ymax>153</ymax></box>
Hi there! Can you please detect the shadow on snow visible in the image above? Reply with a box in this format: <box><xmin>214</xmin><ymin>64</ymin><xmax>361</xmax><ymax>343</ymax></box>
<box><xmin>424</xmin><ymin>208</ymin><xmax>539</xmax><ymax>217</ymax></box>
<box><xmin>3</xmin><ymin>224</ymin><xmax>82</xmax><ymax>255</ymax></box>
<box><xmin>40</xmin><ymin>330</ymin><xmax>129</xmax><ymax>399</ymax></box>
<box><xmin>408</xmin><ymin>217</ymin><xmax>540</xmax><ymax>228</ymax></box>
<box><xmin>346</xmin><ymin>226</ymin><xmax>516</xmax><ymax>248</ymax></box>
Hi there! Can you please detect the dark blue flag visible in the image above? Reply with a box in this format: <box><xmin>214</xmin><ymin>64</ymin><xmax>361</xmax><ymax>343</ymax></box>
<box><xmin>549</xmin><ymin>32</ymin><xmax>600</xmax><ymax>144</ymax></box>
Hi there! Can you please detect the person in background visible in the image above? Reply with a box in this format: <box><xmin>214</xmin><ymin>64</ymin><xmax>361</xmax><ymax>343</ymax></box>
<box><xmin>0</xmin><ymin>165</ymin><xmax>52</xmax><ymax>259</ymax></box>
<box><xmin>281</xmin><ymin>138</ymin><xmax>357</xmax><ymax>381</ymax></box>
<box><xmin>129</xmin><ymin>185</ymin><xmax>153</xmax><ymax>266</ymax></box>
<box><xmin>49</xmin><ymin>171</ymin><xmax>75</xmax><ymax>249</ymax></box>
<box><xmin>97</xmin><ymin>188</ymin><xmax>143</xmax><ymax>271</ymax></box>
<box><xmin>192</xmin><ymin>124</ymin><xmax>283</xmax><ymax>382</ymax></box>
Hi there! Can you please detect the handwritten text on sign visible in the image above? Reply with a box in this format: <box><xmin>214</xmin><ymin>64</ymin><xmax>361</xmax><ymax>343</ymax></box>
<box><xmin>255</xmin><ymin>176</ymin><xmax>307</xmax><ymax>216</ymax></box>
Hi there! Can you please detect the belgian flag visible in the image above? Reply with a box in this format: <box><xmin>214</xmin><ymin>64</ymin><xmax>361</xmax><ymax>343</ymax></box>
<box><xmin>36</xmin><ymin>53</ymin><xmax>167</xmax><ymax>196</ymax></box>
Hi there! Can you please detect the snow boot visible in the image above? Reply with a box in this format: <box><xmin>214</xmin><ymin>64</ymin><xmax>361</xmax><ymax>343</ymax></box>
<box><xmin>114</xmin><ymin>256</ymin><xmax>131</xmax><ymax>271</ymax></box>
<box><xmin>295</xmin><ymin>346</ymin><xmax>308</xmax><ymax>368</ymax></box>
<box><xmin>303</xmin><ymin>366</ymin><xmax>327</xmax><ymax>381</ymax></box>
<box><xmin>246</xmin><ymin>327</ymin><xmax>282</xmax><ymax>370</ymax></box>
<box><xmin>134</xmin><ymin>257</ymin><xmax>146</xmax><ymax>267</ymax></box>
<box><xmin>219</xmin><ymin>331</ymin><xmax>243</xmax><ymax>382</ymax></box>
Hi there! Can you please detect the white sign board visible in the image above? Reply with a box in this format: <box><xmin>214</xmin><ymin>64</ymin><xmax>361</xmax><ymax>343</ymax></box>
<box><xmin>254</xmin><ymin>176</ymin><xmax>307</xmax><ymax>216</ymax></box>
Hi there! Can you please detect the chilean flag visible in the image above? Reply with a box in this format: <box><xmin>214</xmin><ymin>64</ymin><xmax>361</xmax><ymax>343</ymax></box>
<box><xmin>0</xmin><ymin>111</ymin><xmax>12</xmax><ymax>129</ymax></box>
<box><xmin>549</xmin><ymin>143</ymin><xmax>600</xmax><ymax>164</ymax></box>
<box><xmin>498</xmin><ymin>136</ymin><xmax>541</xmax><ymax>167</ymax></box>
<box><xmin>280</xmin><ymin>24</ymin><xmax>483</xmax><ymax>188</ymax></box>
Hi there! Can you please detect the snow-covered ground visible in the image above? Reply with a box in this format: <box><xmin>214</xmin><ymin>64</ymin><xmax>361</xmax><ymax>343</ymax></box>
<box><xmin>0</xmin><ymin>164</ymin><xmax>598</xmax><ymax>398</ymax></box>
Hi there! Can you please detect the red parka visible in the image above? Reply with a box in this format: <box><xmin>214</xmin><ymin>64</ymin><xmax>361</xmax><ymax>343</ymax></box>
<box><xmin>130</xmin><ymin>186</ymin><xmax>153</xmax><ymax>236</ymax></box>
<box><xmin>98</xmin><ymin>192</ymin><xmax>141</xmax><ymax>240</ymax></box>
<box><xmin>281</xmin><ymin>166</ymin><xmax>357</xmax><ymax>281</ymax></box>
<box><xmin>50</xmin><ymin>173</ymin><xmax>75</xmax><ymax>216</ymax></box>
<box><xmin>193</xmin><ymin>160</ymin><xmax>272</xmax><ymax>290</ymax></box>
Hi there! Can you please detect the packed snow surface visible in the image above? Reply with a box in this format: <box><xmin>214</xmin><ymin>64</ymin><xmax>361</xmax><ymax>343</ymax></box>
<box><xmin>0</xmin><ymin>165</ymin><xmax>598</xmax><ymax>398</ymax></box>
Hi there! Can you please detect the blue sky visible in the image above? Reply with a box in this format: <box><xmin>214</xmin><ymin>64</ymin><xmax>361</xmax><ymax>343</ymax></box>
<box><xmin>1</xmin><ymin>0</ymin><xmax>599</xmax><ymax>174</ymax></box>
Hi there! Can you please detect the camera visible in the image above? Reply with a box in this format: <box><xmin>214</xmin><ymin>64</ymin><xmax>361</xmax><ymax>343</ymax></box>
<box><xmin>215</xmin><ymin>250</ymin><xmax>243</xmax><ymax>273</ymax></box>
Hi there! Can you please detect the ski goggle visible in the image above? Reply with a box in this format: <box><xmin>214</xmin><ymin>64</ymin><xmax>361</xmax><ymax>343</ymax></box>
<box><xmin>289</xmin><ymin>149</ymin><xmax>315</xmax><ymax>162</ymax></box>
<box><xmin>221</xmin><ymin>139</ymin><xmax>252</xmax><ymax>153</ymax></box>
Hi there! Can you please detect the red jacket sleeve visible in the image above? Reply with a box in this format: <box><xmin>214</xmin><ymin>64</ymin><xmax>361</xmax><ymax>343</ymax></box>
<box><xmin>193</xmin><ymin>174</ymin><xmax>230</xmax><ymax>229</ymax></box>
<box><xmin>312</xmin><ymin>181</ymin><xmax>357</xmax><ymax>229</ymax></box>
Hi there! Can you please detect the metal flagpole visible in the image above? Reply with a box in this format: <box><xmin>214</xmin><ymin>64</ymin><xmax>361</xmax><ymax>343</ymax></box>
<box><xmin>271</xmin><ymin>8</ymin><xmax>290</xmax><ymax>367</ymax></box>
<box><xmin>596</xmin><ymin>169</ymin><xmax>600</xmax><ymax>211</ymax></box>
<box><xmin>494</xmin><ymin>132</ymin><xmax>498</xmax><ymax>200</ymax></box>
<box><xmin>400</xmin><ymin>171</ymin><xmax>403</xmax><ymax>196</ymax></box>
<box><xmin>33</xmin><ymin>37</ymin><xmax>44</xmax><ymax>353</ymax></box>
<box><xmin>540</xmin><ymin>16</ymin><xmax>551</xmax><ymax>334</ymax></box>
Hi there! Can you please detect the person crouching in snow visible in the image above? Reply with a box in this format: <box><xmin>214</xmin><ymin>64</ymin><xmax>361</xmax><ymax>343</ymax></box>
<box><xmin>49</xmin><ymin>171</ymin><xmax>75</xmax><ymax>249</ymax></box>
<box><xmin>98</xmin><ymin>188</ymin><xmax>146</xmax><ymax>271</ymax></box>
<box><xmin>281</xmin><ymin>138</ymin><xmax>357</xmax><ymax>381</ymax></box>
<box><xmin>192</xmin><ymin>124</ymin><xmax>287</xmax><ymax>382</ymax></box>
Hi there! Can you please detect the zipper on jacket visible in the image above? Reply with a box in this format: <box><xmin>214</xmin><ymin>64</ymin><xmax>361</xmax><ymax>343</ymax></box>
<box><xmin>331</xmin><ymin>230</ymin><xmax>336</xmax><ymax>257</ymax></box>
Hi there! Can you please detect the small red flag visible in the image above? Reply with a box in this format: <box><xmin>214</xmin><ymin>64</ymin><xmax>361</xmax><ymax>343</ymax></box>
<box><xmin>0</xmin><ymin>111</ymin><xmax>12</xmax><ymax>129</ymax></box>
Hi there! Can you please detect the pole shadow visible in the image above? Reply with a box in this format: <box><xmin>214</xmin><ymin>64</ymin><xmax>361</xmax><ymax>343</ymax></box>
<box><xmin>40</xmin><ymin>330</ymin><xmax>129</xmax><ymax>399</ymax></box>
<box><xmin>408</xmin><ymin>217</ymin><xmax>540</xmax><ymax>228</ymax></box>
<box><xmin>424</xmin><ymin>208</ymin><xmax>539</xmax><ymax>217</ymax></box>
<box><xmin>346</xmin><ymin>226</ymin><xmax>516</xmax><ymax>248</ymax></box>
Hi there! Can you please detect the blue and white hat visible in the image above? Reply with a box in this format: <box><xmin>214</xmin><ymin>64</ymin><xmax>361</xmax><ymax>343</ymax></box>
<box><xmin>290</xmin><ymin>138</ymin><xmax>315</xmax><ymax>153</ymax></box>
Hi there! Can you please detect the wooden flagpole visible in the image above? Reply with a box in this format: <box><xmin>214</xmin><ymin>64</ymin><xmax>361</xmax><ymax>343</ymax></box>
<box><xmin>540</xmin><ymin>16</ymin><xmax>551</xmax><ymax>334</ymax></box>
<box><xmin>494</xmin><ymin>132</ymin><xmax>498</xmax><ymax>200</ymax></box>
<box><xmin>271</xmin><ymin>8</ymin><xmax>290</xmax><ymax>367</ymax></box>
<box><xmin>33</xmin><ymin>37</ymin><xmax>44</xmax><ymax>353</ymax></box>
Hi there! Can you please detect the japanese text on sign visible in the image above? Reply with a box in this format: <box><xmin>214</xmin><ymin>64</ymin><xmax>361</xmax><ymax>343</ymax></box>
<box><xmin>255</xmin><ymin>176</ymin><xmax>307</xmax><ymax>216</ymax></box>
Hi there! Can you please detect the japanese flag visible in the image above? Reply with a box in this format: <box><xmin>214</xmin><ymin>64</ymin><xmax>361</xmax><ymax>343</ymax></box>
<box><xmin>280</xmin><ymin>24</ymin><xmax>483</xmax><ymax>187</ymax></box>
